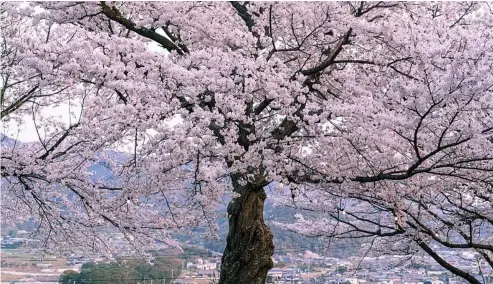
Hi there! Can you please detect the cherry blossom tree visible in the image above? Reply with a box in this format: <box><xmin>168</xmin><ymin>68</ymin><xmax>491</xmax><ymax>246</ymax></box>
<box><xmin>1</xmin><ymin>2</ymin><xmax>492</xmax><ymax>284</ymax></box>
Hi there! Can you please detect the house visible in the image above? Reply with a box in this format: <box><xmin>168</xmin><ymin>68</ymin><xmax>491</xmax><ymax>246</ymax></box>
<box><xmin>197</xmin><ymin>262</ymin><xmax>217</xmax><ymax>270</ymax></box>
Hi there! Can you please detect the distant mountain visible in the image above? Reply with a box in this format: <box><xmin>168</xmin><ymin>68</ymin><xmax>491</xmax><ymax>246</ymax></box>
<box><xmin>1</xmin><ymin>135</ymin><xmax>362</xmax><ymax>258</ymax></box>
<box><xmin>1</xmin><ymin>134</ymin><xmax>18</xmax><ymax>147</ymax></box>
<box><xmin>195</xmin><ymin>199</ymin><xmax>364</xmax><ymax>259</ymax></box>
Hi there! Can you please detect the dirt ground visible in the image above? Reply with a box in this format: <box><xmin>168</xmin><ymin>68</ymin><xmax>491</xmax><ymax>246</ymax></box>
<box><xmin>1</xmin><ymin>250</ymin><xmax>77</xmax><ymax>283</ymax></box>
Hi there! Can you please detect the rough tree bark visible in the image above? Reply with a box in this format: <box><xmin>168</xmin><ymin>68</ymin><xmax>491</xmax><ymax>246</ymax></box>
<box><xmin>219</xmin><ymin>173</ymin><xmax>274</xmax><ymax>284</ymax></box>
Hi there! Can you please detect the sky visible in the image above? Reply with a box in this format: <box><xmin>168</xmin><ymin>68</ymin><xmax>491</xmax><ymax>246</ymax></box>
<box><xmin>1</xmin><ymin>26</ymin><xmax>174</xmax><ymax>145</ymax></box>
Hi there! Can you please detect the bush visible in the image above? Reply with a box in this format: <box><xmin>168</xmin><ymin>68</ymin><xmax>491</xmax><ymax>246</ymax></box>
<box><xmin>59</xmin><ymin>257</ymin><xmax>182</xmax><ymax>284</ymax></box>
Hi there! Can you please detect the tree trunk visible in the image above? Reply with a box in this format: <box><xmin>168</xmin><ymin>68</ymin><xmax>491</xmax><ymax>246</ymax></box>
<box><xmin>219</xmin><ymin>174</ymin><xmax>274</xmax><ymax>284</ymax></box>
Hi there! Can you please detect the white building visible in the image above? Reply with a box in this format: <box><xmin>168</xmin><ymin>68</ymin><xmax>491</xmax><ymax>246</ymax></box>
<box><xmin>197</xmin><ymin>262</ymin><xmax>217</xmax><ymax>270</ymax></box>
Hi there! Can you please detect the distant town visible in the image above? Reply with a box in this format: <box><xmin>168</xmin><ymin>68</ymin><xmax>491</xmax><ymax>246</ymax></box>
<box><xmin>1</xmin><ymin>231</ymin><xmax>491</xmax><ymax>284</ymax></box>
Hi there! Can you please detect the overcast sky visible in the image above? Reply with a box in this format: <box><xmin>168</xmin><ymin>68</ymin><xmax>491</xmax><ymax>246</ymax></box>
<box><xmin>2</xmin><ymin>26</ymin><xmax>172</xmax><ymax>145</ymax></box>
